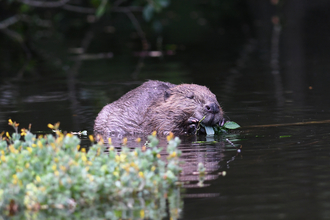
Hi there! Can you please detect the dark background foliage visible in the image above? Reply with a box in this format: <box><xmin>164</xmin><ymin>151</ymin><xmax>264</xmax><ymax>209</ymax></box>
<box><xmin>0</xmin><ymin>0</ymin><xmax>252</xmax><ymax>78</ymax></box>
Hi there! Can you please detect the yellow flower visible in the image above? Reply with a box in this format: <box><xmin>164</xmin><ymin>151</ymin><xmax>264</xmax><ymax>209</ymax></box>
<box><xmin>88</xmin><ymin>175</ymin><xmax>94</xmax><ymax>182</ymax></box>
<box><xmin>25</xmin><ymin>163</ymin><xmax>30</xmax><ymax>169</ymax></box>
<box><xmin>113</xmin><ymin>171</ymin><xmax>119</xmax><ymax>177</ymax></box>
<box><xmin>9</xmin><ymin>145</ymin><xmax>17</xmax><ymax>154</ymax></box>
<box><xmin>1</xmin><ymin>155</ymin><xmax>6</xmax><ymax>162</ymax></box>
<box><xmin>122</xmin><ymin>137</ymin><xmax>127</xmax><ymax>145</ymax></box>
<box><xmin>120</xmin><ymin>154</ymin><xmax>127</xmax><ymax>162</ymax></box>
<box><xmin>39</xmin><ymin>187</ymin><xmax>46</xmax><ymax>192</ymax></box>
<box><xmin>152</xmin><ymin>131</ymin><xmax>157</xmax><ymax>136</ymax></box>
<box><xmin>12</xmin><ymin>174</ymin><xmax>18</xmax><ymax>179</ymax></box>
<box><xmin>168</xmin><ymin>152</ymin><xmax>177</xmax><ymax>158</ymax></box>
<box><xmin>8</xmin><ymin>119</ymin><xmax>13</xmax><ymax>126</ymax></box>
<box><xmin>21</xmin><ymin>128</ymin><xmax>27</xmax><ymax>136</ymax></box>
<box><xmin>54</xmin><ymin>170</ymin><xmax>59</xmax><ymax>176</ymax></box>
<box><xmin>130</xmin><ymin>162</ymin><xmax>138</xmax><ymax>170</ymax></box>
<box><xmin>97</xmin><ymin>135</ymin><xmax>104</xmax><ymax>144</ymax></box>
<box><xmin>140</xmin><ymin>210</ymin><xmax>145</xmax><ymax>218</ymax></box>
<box><xmin>52</xmin><ymin>165</ymin><xmax>57</xmax><ymax>171</ymax></box>
<box><xmin>108</xmin><ymin>137</ymin><xmax>112</xmax><ymax>145</ymax></box>
<box><xmin>135</xmin><ymin>137</ymin><xmax>141</xmax><ymax>143</ymax></box>
<box><xmin>36</xmin><ymin>176</ymin><xmax>41</xmax><ymax>182</ymax></box>
<box><xmin>157</xmin><ymin>154</ymin><xmax>161</xmax><ymax>158</ymax></box>
<box><xmin>115</xmin><ymin>155</ymin><xmax>120</xmax><ymax>162</ymax></box>
<box><xmin>122</xmin><ymin>164</ymin><xmax>130</xmax><ymax>172</ymax></box>
<box><xmin>81</xmin><ymin>148</ymin><xmax>86</xmax><ymax>153</ymax></box>
<box><xmin>151</xmin><ymin>166</ymin><xmax>156</xmax><ymax>172</ymax></box>
<box><xmin>116</xmin><ymin>154</ymin><xmax>124</xmax><ymax>162</ymax></box>
<box><xmin>166</xmin><ymin>132</ymin><xmax>174</xmax><ymax>141</ymax></box>
<box><xmin>6</xmin><ymin>132</ymin><xmax>10</xmax><ymax>138</ymax></box>
<box><xmin>37</xmin><ymin>141</ymin><xmax>43</xmax><ymax>148</ymax></box>
<box><xmin>89</xmin><ymin>135</ymin><xmax>94</xmax><ymax>142</ymax></box>
<box><xmin>26</xmin><ymin>147</ymin><xmax>32</xmax><ymax>153</ymax></box>
<box><xmin>66</xmin><ymin>133</ymin><xmax>73</xmax><ymax>138</ymax></box>
<box><xmin>60</xmin><ymin>166</ymin><xmax>66</xmax><ymax>172</ymax></box>
<box><xmin>32</xmin><ymin>144</ymin><xmax>37</xmax><ymax>148</ymax></box>
<box><xmin>138</xmin><ymin>171</ymin><xmax>144</xmax><ymax>178</ymax></box>
<box><xmin>81</xmin><ymin>155</ymin><xmax>87</xmax><ymax>162</ymax></box>
<box><xmin>48</xmin><ymin>123</ymin><xmax>54</xmax><ymax>129</ymax></box>
<box><xmin>133</xmin><ymin>151</ymin><xmax>138</xmax><ymax>157</ymax></box>
<box><xmin>76</xmin><ymin>145</ymin><xmax>80</xmax><ymax>151</ymax></box>
<box><xmin>54</xmin><ymin>157</ymin><xmax>59</xmax><ymax>163</ymax></box>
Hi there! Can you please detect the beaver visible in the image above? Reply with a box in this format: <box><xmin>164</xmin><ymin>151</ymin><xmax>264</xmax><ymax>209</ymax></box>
<box><xmin>94</xmin><ymin>80</ymin><xmax>224</xmax><ymax>136</ymax></box>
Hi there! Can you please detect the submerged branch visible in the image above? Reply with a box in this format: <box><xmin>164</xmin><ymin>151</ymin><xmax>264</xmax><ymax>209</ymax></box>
<box><xmin>62</xmin><ymin>4</ymin><xmax>96</xmax><ymax>13</ymax></box>
<box><xmin>18</xmin><ymin>0</ymin><xmax>70</xmax><ymax>7</ymax></box>
<box><xmin>0</xmin><ymin>15</ymin><xmax>21</xmax><ymax>29</ymax></box>
<box><xmin>244</xmin><ymin>119</ymin><xmax>330</xmax><ymax>128</ymax></box>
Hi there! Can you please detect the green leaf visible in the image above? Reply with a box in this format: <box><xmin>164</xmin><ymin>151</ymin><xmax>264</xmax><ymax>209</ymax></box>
<box><xmin>96</xmin><ymin>0</ymin><xmax>108</xmax><ymax>18</ymax></box>
<box><xmin>223</xmin><ymin>121</ymin><xmax>240</xmax><ymax>130</ymax></box>
<box><xmin>20</xmin><ymin>4</ymin><xmax>30</xmax><ymax>13</ymax></box>
<box><xmin>96</xmin><ymin>5</ymin><xmax>106</xmax><ymax>18</ymax></box>
<box><xmin>279</xmin><ymin>135</ymin><xmax>292</xmax><ymax>138</ymax></box>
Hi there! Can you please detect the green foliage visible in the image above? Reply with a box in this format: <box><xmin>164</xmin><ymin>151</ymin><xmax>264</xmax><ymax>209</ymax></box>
<box><xmin>95</xmin><ymin>0</ymin><xmax>108</xmax><ymax>18</ymax></box>
<box><xmin>213</xmin><ymin>121</ymin><xmax>241</xmax><ymax>135</ymax></box>
<box><xmin>0</xmin><ymin>120</ymin><xmax>182</xmax><ymax>219</ymax></box>
<box><xmin>222</xmin><ymin>121</ymin><xmax>240</xmax><ymax>130</ymax></box>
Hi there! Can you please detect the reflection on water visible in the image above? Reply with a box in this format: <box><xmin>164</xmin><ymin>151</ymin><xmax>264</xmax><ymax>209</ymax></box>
<box><xmin>7</xmin><ymin>189</ymin><xmax>182</xmax><ymax>219</ymax></box>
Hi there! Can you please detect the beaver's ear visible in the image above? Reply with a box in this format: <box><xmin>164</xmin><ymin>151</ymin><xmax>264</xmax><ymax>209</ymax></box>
<box><xmin>164</xmin><ymin>90</ymin><xmax>172</xmax><ymax>101</ymax></box>
<box><xmin>187</xmin><ymin>92</ymin><xmax>194</xmax><ymax>99</ymax></box>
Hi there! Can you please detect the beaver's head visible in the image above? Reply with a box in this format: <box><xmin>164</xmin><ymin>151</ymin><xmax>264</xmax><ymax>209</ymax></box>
<box><xmin>160</xmin><ymin>84</ymin><xmax>224</xmax><ymax>134</ymax></box>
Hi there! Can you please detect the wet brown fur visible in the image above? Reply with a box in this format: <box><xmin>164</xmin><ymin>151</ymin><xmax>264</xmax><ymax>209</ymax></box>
<box><xmin>94</xmin><ymin>80</ymin><xmax>223</xmax><ymax>136</ymax></box>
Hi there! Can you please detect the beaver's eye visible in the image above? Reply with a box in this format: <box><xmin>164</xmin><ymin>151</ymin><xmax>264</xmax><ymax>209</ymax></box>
<box><xmin>187</xmin><ymin>92</ymin><xmax>194</xmax><ymax>99</ymax></box>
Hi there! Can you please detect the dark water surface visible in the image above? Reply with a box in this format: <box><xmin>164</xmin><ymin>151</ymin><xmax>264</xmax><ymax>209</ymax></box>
<box><xmin>2</xmin><ymin>19</ymin><xmax>330</xmax><ymax>220</ymax></box>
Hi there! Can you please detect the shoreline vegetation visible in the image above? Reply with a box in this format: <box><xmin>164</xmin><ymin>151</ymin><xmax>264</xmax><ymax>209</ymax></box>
<box><xmin>0</xmin><ymin>120</ymin><xmax>182</xmax><ymax>219</ymax></box>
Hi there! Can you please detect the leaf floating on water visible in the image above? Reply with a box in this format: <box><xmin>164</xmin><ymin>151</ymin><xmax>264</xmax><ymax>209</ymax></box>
<box><xmin>223</xmin><ymin>121</ymin><xmax>240</xmax><ymax>130</ymax></box>
<box><xmin>204</xmin><ymin>126</ymin><xmax>215</xmax><ymax>135</ymax></box>
<box><xmin>279</xmin><ymin>135</ymin><xmax>292</xmax><ymax>138</ymax></box>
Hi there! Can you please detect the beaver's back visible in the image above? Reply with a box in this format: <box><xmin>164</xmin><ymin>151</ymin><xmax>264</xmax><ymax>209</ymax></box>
<box><xmin>94</xmin><ymin>80</ymin><xmax>175</xmax><ymax>136</ymax></box>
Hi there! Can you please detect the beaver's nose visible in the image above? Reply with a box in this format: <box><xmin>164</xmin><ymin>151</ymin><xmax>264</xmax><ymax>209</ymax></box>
<box><xmin>205</xmin><ymin>102</ymin><xmax>220</xmax><ymax>113</ymax></box>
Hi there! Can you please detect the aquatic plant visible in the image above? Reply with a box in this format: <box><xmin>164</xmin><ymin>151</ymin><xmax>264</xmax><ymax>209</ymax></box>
<box><xmin>0</xmin><ymin>120</ymin><xmax>182</xmax><ymax>219</ymax></box>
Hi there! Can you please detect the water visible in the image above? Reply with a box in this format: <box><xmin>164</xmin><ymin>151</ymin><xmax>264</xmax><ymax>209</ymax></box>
<box><xmin>2</xmin><ymin>13</ymin><xmax>330</xmax><ymax>220</ymax></box>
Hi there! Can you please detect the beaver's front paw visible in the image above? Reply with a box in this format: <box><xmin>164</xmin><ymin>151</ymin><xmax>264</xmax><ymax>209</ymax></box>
<box><xmin>186</xmin><ymin>117</ymin><xmax>199</xmax><ymax>134</ymax></box>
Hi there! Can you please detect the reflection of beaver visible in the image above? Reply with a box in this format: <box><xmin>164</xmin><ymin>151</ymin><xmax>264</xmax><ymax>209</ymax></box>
<box><xmin>94</xmin><ymin>80</ymin><xmax>224</xmax><ymax>136</ymax></box>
